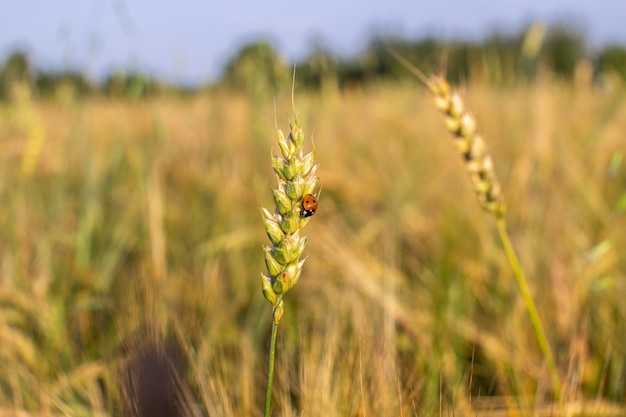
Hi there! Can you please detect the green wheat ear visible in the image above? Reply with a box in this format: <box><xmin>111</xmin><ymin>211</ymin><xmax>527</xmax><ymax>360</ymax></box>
<box><xmin>261</xmin><ymin>116</ymin><xmax>319</xmax><ymax>322</ymax></box>
<box><xmin>261</xmin><ymin>108</ymin><xmax>319</xmax><ymax>417</ymax></box>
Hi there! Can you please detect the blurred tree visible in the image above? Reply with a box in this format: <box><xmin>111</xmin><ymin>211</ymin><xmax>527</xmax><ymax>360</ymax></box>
<box><xmin>0</xmin><ymin>22</ymin><xmax>620</xmax><ymax>99</ymax></box>
<box><xmin>102</xmin><ymin>71</ymin><xmax>167</xmax><ymax>99</ymax></box>
<box><xmin>444</xmin><ymin>42</ymin><xmax>478</xmax><ymax>84</ymax></box>
<box><xmin>365</xmin><ymin>36</ymin><xmax>443</xmax><ymax>82</ymax></box>
<box><xmin>541</xmin><ymin>24</ymin><xmax>586</xmax><ymax>80</ymax></box>
<box><xmin>0</xmin><ymin>51</ymin><xmax>35</xmax><ymax>100</ymax></box>
<box><xmin>296</xmin><ymin>47</ymin><xmax>339</xmax><ymax>92</ymax></box>
<box><xmin>479</xmin><ymin>32</ymin><xmax>524</xmax><ymax>85</ymax></box>
<box><xmin>36</xmin><ymin>71</ymin><xmax>94</xmax><ymax>99</ymax></box>
<box><xmin>220</xmin><ymin>42</ymin><xmax>290</xmax><ymax>97</ymax></box>
<box><xmin>597</xmin><ymin>45</ymin><xmax>626</xmax><ymax>81</ymax></box>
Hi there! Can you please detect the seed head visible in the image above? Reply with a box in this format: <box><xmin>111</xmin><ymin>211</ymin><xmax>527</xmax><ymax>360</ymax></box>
<box><xmin>261</xmin><ymin>115</ymin><xmax>319</xmax><ymax>322</ymax></box>
<box><xmin>428</xmin><ymin>76</ymin><xmax>506</xmax><ymax>218</ymax></box>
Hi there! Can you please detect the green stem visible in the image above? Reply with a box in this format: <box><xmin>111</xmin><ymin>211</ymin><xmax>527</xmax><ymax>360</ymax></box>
<box><xmin>496</xmin><ymin>217</ymin><xmax>562</xmax><ymax>399</ymax></box>
<box><xmin>264</xmin><ymin>309</ymin><xmax>281</xmax><ymax>417</ymax></box>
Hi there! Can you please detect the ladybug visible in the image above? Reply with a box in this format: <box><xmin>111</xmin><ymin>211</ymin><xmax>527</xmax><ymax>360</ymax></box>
<box><xmin>300</xmin><ymin>194</ymin><xmax>318</xmax><ymax>218</ymax></box>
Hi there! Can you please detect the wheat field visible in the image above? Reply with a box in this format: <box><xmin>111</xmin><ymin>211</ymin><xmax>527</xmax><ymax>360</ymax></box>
<box><xmin>0</xmin><ymin>77</ymin><xmax>625</xmax><ymax>416</ymax></box>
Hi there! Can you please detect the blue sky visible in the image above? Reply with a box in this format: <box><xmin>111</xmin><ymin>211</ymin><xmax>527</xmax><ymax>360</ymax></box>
<box><xmin>1</xmin><ymin>1</ymin><xmax>625</xmax><ymax>85</ymax></box>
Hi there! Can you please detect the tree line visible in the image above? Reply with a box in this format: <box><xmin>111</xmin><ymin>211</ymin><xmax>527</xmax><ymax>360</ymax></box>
<box><xmin>2</xmin><ymin>23</ymin><xmax>626</xmax><ymax>100</ymax></box>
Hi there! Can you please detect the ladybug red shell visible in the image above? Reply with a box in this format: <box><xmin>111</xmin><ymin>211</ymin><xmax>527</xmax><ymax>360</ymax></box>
<box><xmin>300</xmin><ymin>194</ymin><xmax>318</xmax><ymax>218</ymax></box>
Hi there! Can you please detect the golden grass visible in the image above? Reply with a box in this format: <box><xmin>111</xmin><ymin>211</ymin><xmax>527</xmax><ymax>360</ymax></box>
<box><xmin>0</xmin><ymin>79</ymin><xmax>624</xmax><ymax>416</ymax></box>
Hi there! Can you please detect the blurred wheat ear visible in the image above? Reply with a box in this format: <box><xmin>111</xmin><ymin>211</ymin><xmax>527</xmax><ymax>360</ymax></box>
<box><xmin>388</xmin><ymin>49</ymin><xmax>563</xmax><ymax>399</ymax></box>
<box><xmin>10</xmin><ymin>81</ymin><xmax>45</xmax><ymax>178</ymax></box>
<box><xmin>428</xmin><ymin>76</ymin><xmax>506</xmax><ymax>218</ymax></box>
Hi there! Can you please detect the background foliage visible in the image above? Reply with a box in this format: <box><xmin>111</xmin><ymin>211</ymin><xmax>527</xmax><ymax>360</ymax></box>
<box><xmin>2</xmin><ymin>23</ymin><xmax>626</xmax><ymax>99</ymax></box>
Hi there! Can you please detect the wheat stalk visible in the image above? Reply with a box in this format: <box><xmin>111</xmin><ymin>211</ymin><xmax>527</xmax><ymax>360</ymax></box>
<box><xmin>261</xmin><ymin>98</ymin><xmax>319</xmax><ymax>416</ymax></box>
<box><xmin>389</xmin><ymin>50</ymin><xmax>562</xmax><ymax>399</ymax></box>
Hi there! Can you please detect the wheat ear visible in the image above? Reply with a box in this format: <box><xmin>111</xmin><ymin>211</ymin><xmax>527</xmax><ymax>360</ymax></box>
<box><xmin>427</xmin><ymin>77</ymin><xmax>506</xmax><ymax>217</ymax></box>
<box><xmin>261</xmin><ymin>103</ymin><xmax>319</xmax><ymax>416</ymax></box>
<box><xmin>427</xmin><ymin>75</ymin><xmax>562</xmax><ymax>398</ymax></box>
<box><xmin>388</xmin><ymin>50</ymin><xmax>562</xmax><ymax>399</ymax></box>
